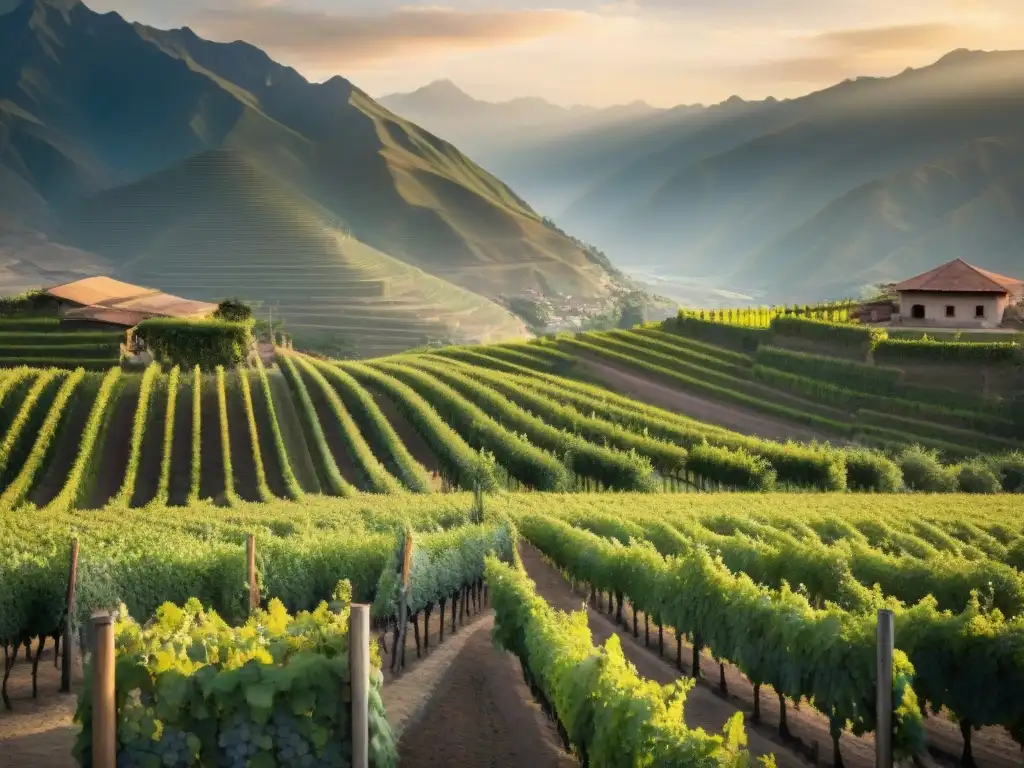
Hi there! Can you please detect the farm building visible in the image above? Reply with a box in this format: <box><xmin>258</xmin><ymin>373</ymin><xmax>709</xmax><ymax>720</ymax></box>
<box><xmin>894</xmin><ymin>259</ymin><xmax>1023</xmax><ymax>329</ymax></box>
<box><xmin>42</xmin><ymin>277</ymin><xmax>217</xmax><ymax>329</ymax></box>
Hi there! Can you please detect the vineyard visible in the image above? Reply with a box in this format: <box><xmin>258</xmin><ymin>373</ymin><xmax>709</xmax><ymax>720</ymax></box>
<box><xmin>1</xmin><ymin>313</ymin><xmax>1023</xmax><ymax>768</ymax></box>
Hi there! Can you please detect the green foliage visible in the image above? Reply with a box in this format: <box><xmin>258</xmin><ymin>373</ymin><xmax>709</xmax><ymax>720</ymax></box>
<box><xmin>115</xmin><ymin>364</ymin><xmax>161</xmax><ymax>506</ymax></box>
<box><xmin>188</xmin><ymin>367</ymin><xmax>203</xmax><ymax>504</ymax></box>
<box><xmin>303</xmin><ymin>358</ymin><xmax>432</xmax><ymax>493</ymax></box>
<box><xmin>46</xmin><ymin>367</ymin><xmax>123</xmax><ymax>511</ymax></box>
<box><xmin>485</xmin><ymin>555</ymin><xmax>760</xmax><ymax>767</ymax></box>
<box><xmin>0</xmin><ymin>368</ymin><xmax>64</xmax><ymax>478</ymax></box>
<box><xmin>72</xmin><ymin>593</ymin><xmax>397</xmax><ymax>768</ymax></box>
<box><xmin>514</xmin><ymin>512</ymin><xmax>927</xmax><ymax>760</ymax></box>
<box><xmin>215</xmin><ymin>366</ymin><xmax>239</xmax><ymax>505</ymax></box>
<box><xmin>842</xmin><ymin>447</ymin><xmax>904</xmax><ymax>492</ymax></box>
<box><xmin>156</xmin><ymin>367</ymin><xmax>182</xmax><ymax>505</ymax></box>
<box><xmin>955</xmin><ymin>458</ymin><xmax>1003</xmax><ymax>494</ymax></box>
<box><xmin>770</xmin><ymin>314</ymin><xmax>885</xmax><ymax>351</ymax></box>
<box><xmin>756</xmin><ymin>345</ymin><xmax>901</xmax><ymax>391</ymax></box>
<box><xmin>237</xmin><ymin>367</ymin><xmax>274</xmax><ymax>502</ymax></box>
<box><xmin>254</xmin><ymin>359</ymin><xmax>304</xmax><ymax>500</ymax></box>
<box><xmin>668</xmin><ymin>314</ymin><xmax>771</xmax><ymax>352</ymax></box>
<box><xmin>212</xmin><ymin>298</ymin><xmax>254</xmax><ymax>323</ymax></box>
<box><xmin>990</xmin><ymin>452</ymin><xmax>1024</xmax><ymax>493</ymax></box>
<box><xmin>375</xmin><ymin>361</ymin><xmax>577</xmax><ymax>492</ymax></box>
<box><xmin>0</xmin><ymin>289</ymin><xmax>62</xmax><ymax>317</ymax></box>
<box><xmin>897</xmin><ymin>446</ymin><xmax>958</xmax><ymax>492</ymax></box>
<box><xmin>278</xmin><ymin>357</ymin><xmax>353</xmax><ymax>497</ymax></box>
<box><xmin>292</xmin><ymin>355</ymin><xmax>402</xmax><ymax>494</ymax></box>
<box><xmin>135</xmin><ymin>318</ymin><xmax>253</xmax><ymax>370</ymax></box>
<box><xmin>0</xmin><ymin>369</ymin><xmax>85</xmax><ymax>510</ymax></box>
<box><xmin>340</xmin><ymin>362</ymin><xmax>495</xmax><ymax>492</ymax></box>
<box><xmin>873</xmin><ymin>337</ymin><xmax>1023</xmax><ymax>366</ymax></box>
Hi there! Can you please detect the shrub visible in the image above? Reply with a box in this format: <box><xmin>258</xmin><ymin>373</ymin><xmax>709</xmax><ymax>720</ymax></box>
<box><xmin>212</xmin><ymin>298</ymin><xmax>254</xmax><ymax>323</ymax></box>
<box><xmin>135</xmin><ymin>318</ymin><xmax>253</xmax><ymax>369</ymax></box>
<box><xmin>770</xmin><ymin>315</ymin><xmax>885</xmax><ymax>351</ymax></box>
<box><xmin>897</xmin><ymin>446</ymin><xmax>957</xmax><ymax>492</ymax></box>
<box><xmin>843</xmin><ymin>447</ymin><xmax>904</xmax><ymax>492</ymax></box>
<box><xmin>955</xmin><ymin>458</ymin><xmax>1003</xmax><ymax>494</ymax></box>
<box><xmin>989</xmin><ymin>452</ymin><xmax>1024</xmax><ymax>493</ymax></box>
<box><xmin>666</xmin><ymin>315</ymin><xmax>770</xmax><ymax>353</ymax></box>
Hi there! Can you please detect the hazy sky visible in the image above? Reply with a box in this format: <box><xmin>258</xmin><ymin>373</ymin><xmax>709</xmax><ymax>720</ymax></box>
<box><xmin>87</xmin><ymin>0</ymin><xmax>1024</xmax><ymax>107</ymax></box>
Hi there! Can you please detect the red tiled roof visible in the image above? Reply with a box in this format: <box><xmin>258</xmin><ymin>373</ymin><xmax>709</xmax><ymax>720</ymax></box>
<box><xmin>895</xmin><ymin>259</ymin><xmax>1022</xmax><ymax>294</ymax></box>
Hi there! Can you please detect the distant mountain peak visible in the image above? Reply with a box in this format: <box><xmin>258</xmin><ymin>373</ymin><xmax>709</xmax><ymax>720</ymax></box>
<box><xmin>937</xmin><ymin>47</ymin><xmax>980</xmax><ymax>64</ymax></box>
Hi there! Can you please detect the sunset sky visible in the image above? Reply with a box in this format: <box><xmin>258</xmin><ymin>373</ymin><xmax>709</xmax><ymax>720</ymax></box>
<box><xmin>88</xmin><ymin>0</ymin><xmax>1024</xmax><ymax>106</ymax></box>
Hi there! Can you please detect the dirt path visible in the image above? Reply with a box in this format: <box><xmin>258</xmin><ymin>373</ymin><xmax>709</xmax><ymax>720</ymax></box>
<box><xmin>0</xmin><ymin>646</ymin><xmax>82</xmax><ymax>768</ymax></box>
<box><xmin>198</xmin><ymin>379</ymin><xmax>226</xmax><ymax>504</ymax></box>
<box><xmin>395</xmin><ymin>613</ymin><xmax>575</xmax><ymax>768</ymax></box>
<box><xmin>297</xmin><ymin>366</ymin><xmax>362</xmax><ymax>488</ymax></box>
<box><xmin>167</xmin><ymin>375</ymin><xmax>193</xmax><ymax>506</ymax></box>
<box><xmin>130</xmin><ymin>376</ymin><xmax>168</xmax><ymax>507</ymax></box>
<box><xmin>29</xmin><ymin>378</ymin><xmax>98</xmax><ymax>506</ymax></box>
<box><xmin>225</xmin><ymin>373</ymin><xmax>262</xmax><ymax>503</ymax></box>
<box><xmin>247</xmin><ymin>372</ymin><xmax>288</xmax><ymax>499</ymax></box>
<box><xmin>266</xmin><ymin>370</ymin><xmax>321</xmax><ymax>494</ymax></box>
<box><xmin>84</xmin><ymin>378</ymin><xmax>139</xmax><ymax>508</ymax></box>
<box><xmin>575</xmin><ymin>354</ymin><xmax>835</xmax><ymax>443</ymax></box>
<box><xmin>366</xmin><ymin>387</ymin><xmax>443</xmax><ymax>478</ymax></box>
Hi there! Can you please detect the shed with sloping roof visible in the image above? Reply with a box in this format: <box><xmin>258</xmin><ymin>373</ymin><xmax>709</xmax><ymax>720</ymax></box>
<box><xmin>42</xmin><ymin>277</ymin><xmax>217</xmax><ymax>328</ymax></box>
<box><xmin>894</xmin><ymin>259</ymin><xmax>1023</xmax><ymax>328</ymax></box>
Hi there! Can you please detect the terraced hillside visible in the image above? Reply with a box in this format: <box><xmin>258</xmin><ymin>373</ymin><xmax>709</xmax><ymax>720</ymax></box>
<box><xmin>66</xmin><ymin>152</ymin><xmax>529</xmax><ymax>357</ymax></box>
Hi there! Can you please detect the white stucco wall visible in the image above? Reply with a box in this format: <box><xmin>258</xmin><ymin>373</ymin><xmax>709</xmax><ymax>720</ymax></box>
<box><xmin>897</xmin><ymin>291</ymin><xmax>1007</xmax><ymax>328</ymax></box>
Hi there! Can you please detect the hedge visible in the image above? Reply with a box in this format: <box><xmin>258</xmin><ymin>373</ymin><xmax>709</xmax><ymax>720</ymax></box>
<box><xmin>665</xmin><ymin>315</ymin><xmax>770</xmax><ymax>353</ymax></box>
<box><xmin>756</xmin><ymin>345</ymin><xmax>902</xmax><ymax>392</ymax></box>
<box><xmin>135</xmin><ymin>318</ymin><xmax>253</xmax><ymax>369</ymax></box>
<box><xmin>873</xmin><ymin>338</ymin><xmax>1023</xmax><ymax>366</ymax></box>
<box><xmin>770</xmin><ymin>315</ymin><xmax>885</xmax><ymax>351</ymax></box>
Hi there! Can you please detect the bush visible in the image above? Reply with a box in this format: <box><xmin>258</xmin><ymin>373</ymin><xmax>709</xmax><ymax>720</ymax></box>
<box><xmin>843</xmin><ymin>447</ymin><xmax>904</xmax><ymax>492</ymax></box>
<box><xmin>989</xmin><ymin>452</ymin><xmax>1024</xmax><ymax>493</ymax></box>
<box><xmin>135</xmin><ymin>318</ymin><xmax>253</xmax><ymax>369</ymax></box>
<box><xmin>955</xmin><ymin>458</ymin><xmax>1003</xmax><ymax>494</ymax></box>
<box><xmin>213</xmin><ymin>298</ymin><xmax>254</xmax><ymax>323</ymax></box>
<box><xmin>897</xmin><ymin>446</ymin><xmax>957</xmax><ymax>492</ymax></box>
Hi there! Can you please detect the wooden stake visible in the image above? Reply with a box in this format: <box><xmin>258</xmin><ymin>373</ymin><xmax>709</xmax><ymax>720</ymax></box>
<box><xmin>349</xmin><ymin>604</ymin><xmax>370</xmax><ymax>768</ymax></box>
<box><xmin>246</xmin><ymin>534</ymin><xmax>259</xmax><ymax>613</ymax></box>
<box><xmin>91</xmin><ymin>612</ymin><xmax>116</xmax><ymax>768</ymax></box>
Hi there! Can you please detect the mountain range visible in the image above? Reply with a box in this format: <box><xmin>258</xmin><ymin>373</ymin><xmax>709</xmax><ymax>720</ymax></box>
<box><xmin>384</xmin><ymin>53</ymin><xmax>1024</xmax><ymax>303</ymax></box>
<box><xmin>0</xmin><ymin>0</ymin><xmax>623</xmax><ymax>353</ymax></box>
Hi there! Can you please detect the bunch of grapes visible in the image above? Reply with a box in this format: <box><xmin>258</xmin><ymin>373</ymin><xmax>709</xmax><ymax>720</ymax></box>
<box><xmin>267</xmin><ymin>707</ymin><xmax>314</xmax><ymax>765</ymax></box>
<box><xmin>217</xmin><ymin>713</ymin><xmax>259</xmax><ymax>768</ymax></box>
<box><xmin>155</xmin><ymin>727</ymin><xmax>192</xmax><ymax>767</ymax></box>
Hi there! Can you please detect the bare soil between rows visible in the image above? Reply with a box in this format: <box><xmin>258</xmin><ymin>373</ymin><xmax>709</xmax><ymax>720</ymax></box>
<box><xmin>130</xmin><ymin>378</ymin><xmax>168</xmax><ymax>507</ymax></box>
<box><xmin>198</xmin><ymin>380</ymin><xmax>226</xmax><ymax>504</ymax></box>
<box><xmin>29</xmin><ymin>379</ymin><xmax>98</xmax><ymax>507</ymax></box>
<box><xmin>84</xmin><ymin>379</ymin><xmax>139</xmax><ymax>508</ymax></box>
<box><xmin>575</xmin><ymin>354</ymin><xmax>836</xmax><ymax>443</ymax></box>
<box><xmin>247</xmin><ymin>372</ymin><xmax>288</xmax><ymax>498</ymax></box>
<box><xmin>167</xmin><ymin>377</ymin><xmax>193</xmax><ymax>506</ymax></box>
<box><xmin>225</xmin><ymin>375</ymin><xmax>262</xmax><ymax>502</ymax></box>
<box><xmin>298</xmin><ymin>366</ymin><xmax>362</xmax><ymax>488</ymax></box>
<box><xmin>365</xmin><ymin>385</ymin><xmax>445</xmax><ymax>487</ymax></box>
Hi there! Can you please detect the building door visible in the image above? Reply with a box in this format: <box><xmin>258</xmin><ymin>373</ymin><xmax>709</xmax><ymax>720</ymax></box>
<box><xmin>911</xmin><ymin>304</ymin><xmax>925</xmax><ymax>319</ymax></box>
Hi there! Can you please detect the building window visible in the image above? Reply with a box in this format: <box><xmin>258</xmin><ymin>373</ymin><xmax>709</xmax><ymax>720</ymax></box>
<box><xmin>911</xmin><ymin>304</ymin><xmax>925</xmax><ymax>319</ymax></box>
<box><xmin>975</xmin><ymin>305</ymin><xmax>985</xmax><ymax>318</ymax></box>
<box><xmin>945</xmin><ymin>305</ymin><xmax>956</xmax><ymax>318</ymax></box>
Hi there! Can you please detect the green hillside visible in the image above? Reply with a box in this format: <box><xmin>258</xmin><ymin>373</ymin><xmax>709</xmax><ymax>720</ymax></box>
<box><xmin>65</xmin><ymin>150</ymin><xmax>528</xmax><ymax>356</ymax></box>
<box><xmin>0</xmin><ymin>0</ymin><xmax>617</xmax><ymax>330</ymax></box>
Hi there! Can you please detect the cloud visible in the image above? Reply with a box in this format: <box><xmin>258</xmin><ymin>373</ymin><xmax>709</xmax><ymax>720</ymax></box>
<box><xmin>192</xmin><ymin>5</ymin><xmax>591</xmax><ymax>65</ymax></box>
<box><xmin>811</xmin><ymin>23</ymin><xmax>965</xmax><ymax>53</ymax></box>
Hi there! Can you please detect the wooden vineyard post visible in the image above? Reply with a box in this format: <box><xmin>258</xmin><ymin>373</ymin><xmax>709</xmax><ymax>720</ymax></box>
<box><xmin>91</xmin><ymin>611</ymin><xmax>116</xmax><ymax>768</ymax></box>
<box><xmin>246</xmin><ymin>534</ymin><xmax>259</xmax><ymax>614</ymax></box>
<box><xmin>393</xmin><ymin>532</ymin><xmax>413</xmax><ymax>673</ymax></box>
<box><xmin>349</xmin><ymin>604</ymin><xmax>370</xmax><ymax>768</ymax></box>
<box><xmin>876</xmin><ymin>609</ymin><xmax>895</xmax><ymax>768</ymax></box>
<box><xmin>61</xmin><ymin>538</ymin><xmax>80</xmax><ymax>693</ymax></box>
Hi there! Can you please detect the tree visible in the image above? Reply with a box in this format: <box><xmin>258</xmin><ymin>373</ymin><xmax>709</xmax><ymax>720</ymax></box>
<box><xmin>213</xmin><ymin>298</ymin><xmax>253</xmax><ymax>323</ymax></box>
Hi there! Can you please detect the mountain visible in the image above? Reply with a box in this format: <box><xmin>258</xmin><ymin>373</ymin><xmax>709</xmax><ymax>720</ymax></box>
<box><xmin>0</xmin><ymin>0</ymin><xmax>618</xmax><ymax>350</ymax></box>
<box><xmin>380</xmin><ymin>80</ymin><xmax>676</xmax><ymax>215</ymax></box>
<box><xmin>750</xmin><ymin>135</ymin><xmax>1024</xmax><ymax>299</ymax></box>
